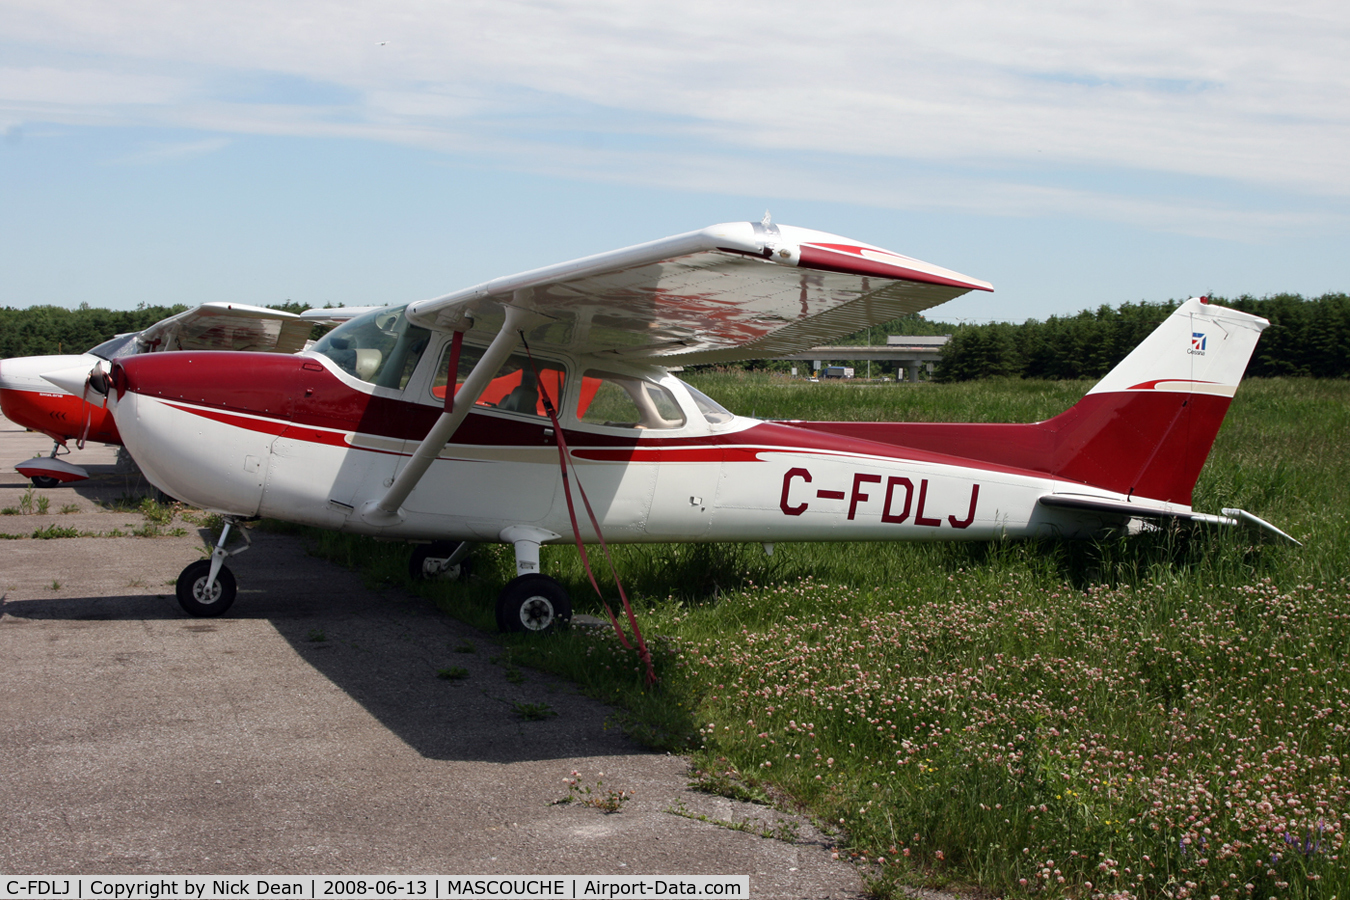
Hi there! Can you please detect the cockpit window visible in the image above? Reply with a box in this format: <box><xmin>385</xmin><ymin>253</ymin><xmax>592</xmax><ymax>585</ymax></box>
<box><xmin>310</xmin><ymin>305</ymin><xmax>431</xmax><ymax>389</ymax></box>
<box><xmin>87</xmin><ymin>334</ymin><xmax>139</xmax><ymax>361</ymax></box>
<box><xmin>578</xmin><ymin>371</ymin><xmax>686</xmax><ymax>429</ymax></box>
<box><xmin>681</xmin><ymin>380</ymin><xmax>735</xmax><ymax>425</ymax></box>
<box><xmin>430</xmin><ymin>343</ymin><xmax>567</xmax><ymax>419</ymax></box>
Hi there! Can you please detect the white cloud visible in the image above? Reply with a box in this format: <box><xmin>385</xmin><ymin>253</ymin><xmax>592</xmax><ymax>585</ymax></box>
<box><xmin>3</xmin><ymin>0</ymin><xmax>1349</xmax><ymax>223</ymax></box>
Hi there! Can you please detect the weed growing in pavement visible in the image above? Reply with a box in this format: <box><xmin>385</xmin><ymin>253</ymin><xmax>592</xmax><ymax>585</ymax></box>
<box><xmin>31</xmin><ymin>525</ymin><xmax>79</xmax><ymax>539</ymax></box>
<box><xmin>35</xmin><ymin>495</ymin><xmax>49</xmax><ymax>514</ymax></box>
<box><xmin>437</xmin><ymin>666</ymin><xmax>469</xmax><ymax>681</ymax></box>
<box><xmin>306</xmin><ymin>629</ymin><xmax>326</xmax><ymax>643</ymax></box>
<box><xmin>558</xmin><ymin>771</ymin><xmax>633</xmax><ymax>813</ymax></box>
<box><xmin>666</xmin><ymin>799</ymin><xmax>799</xmax><ymax>842</ymax></box>
<box><xmin>18</xmin><ymin>488</ymin><xmax>34</xmax><ymax>515</ymax></box>
<box><xmin>514</xmin><ymin>701</ymin><xmax>557</xmax><ymax>721</ymax></box>
<box><xmin>454</xmin><ymin>640</ymin><xmax>476</xmax><ymax>653</ymax></box>
<box><xmin>137</xmin><ymin>496</ymin><xmax>174</xmax><ymax>525</ymax></box>
<box><xmin>60</xmin><ymin>503</ymin><xmax>80</xmax><ymax>514</ymax></box>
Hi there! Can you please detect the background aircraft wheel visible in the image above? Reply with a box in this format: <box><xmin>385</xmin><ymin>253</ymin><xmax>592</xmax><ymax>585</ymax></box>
<box><xmin>30</xmin><ymin>475</ymin><xmax>60</xmax><ymax>488</ymax></box>
<box><xmin>408</xmin><ymin>541</ymin><xmax>473</xmax><ymax>582</ymax></box>
<box><xmin>175</xmin><ymin>560</ymin><xmax>237</xmax><ymax>617</ymax></box>
<box><xmin>496</xmin><ymin>574</ymin><xmax>571</xmax><ymax>634</ymax></box>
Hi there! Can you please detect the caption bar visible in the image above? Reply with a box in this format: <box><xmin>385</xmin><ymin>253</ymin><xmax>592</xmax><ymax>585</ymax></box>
<box><xmin>1</xmin><ymin>877</ymin><xmax>750</xmax><ymax>900</ymax></box>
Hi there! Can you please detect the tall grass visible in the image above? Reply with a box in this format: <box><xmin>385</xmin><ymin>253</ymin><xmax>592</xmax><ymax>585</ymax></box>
<box><xmin>308</xmin><ymin>375</ymin><xmax>1350</xmax><ymax>899</ymax></box>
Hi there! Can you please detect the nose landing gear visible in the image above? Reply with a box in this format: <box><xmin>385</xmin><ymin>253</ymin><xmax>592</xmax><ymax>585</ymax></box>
<box><xmin>175</xmin><ymin>517</ymin><xmax>251</xmax><ymax>617</ymax></box>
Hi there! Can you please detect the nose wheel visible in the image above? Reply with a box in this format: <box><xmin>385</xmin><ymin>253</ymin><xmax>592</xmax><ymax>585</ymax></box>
<box><xmin>176</xmin><ymin>559</ymin><xmax>237</xmax><ymax>616</ymax></box>
<box><xmin>175</xmin><ymin>516</ymin><xmax>250</xmax><ymax>617</ymax></box>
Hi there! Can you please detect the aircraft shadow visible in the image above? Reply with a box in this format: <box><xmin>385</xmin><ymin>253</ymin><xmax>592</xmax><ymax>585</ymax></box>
<box><xmin>1</xmin><ymin>533</ymin><xmax>639</xmax><ymax>765</ymax></box>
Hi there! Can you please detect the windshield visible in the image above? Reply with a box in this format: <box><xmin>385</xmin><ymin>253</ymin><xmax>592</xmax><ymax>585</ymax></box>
<box><xmin>309</xmin><ymin>305</ymin><xmax>431</xmax><ymax>390</ymax></box>
<box><xmin>87</xmin><ymin>334</ymin><xmax>139</xmax><ymax>361</ymax></box>
<box><xmin>680</xmin><ymin>380</ymin><xmax>735</xmax><ymax>425</ymax></box>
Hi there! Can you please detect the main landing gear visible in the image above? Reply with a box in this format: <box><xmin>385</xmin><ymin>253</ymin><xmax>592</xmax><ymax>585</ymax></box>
<box><xmin>496</xmin><ymin>573</ymin><xmax>572</xmax><ymax>633</ymax></box>
<box><xmin>175</xmin><ymin>516</ymin><xmax>251</xmax><ymax>617</ymax></box>
<box><xmin>409</xmin><ymin>528</ymin><xmax>573</xmax><ymax>633</ymax></box>
<box><xmin>494</xmin><ymin>526</ymin><xmax>572</xmax><ymax>633</ymax></box>
<box><xmin>408</xmin><ymin>540</ymin><xmax>474</xmax><ymax>582</ymax></box>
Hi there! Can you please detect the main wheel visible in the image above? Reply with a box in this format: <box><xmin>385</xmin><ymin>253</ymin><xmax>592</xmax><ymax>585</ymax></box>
<box><xmin>496</xmin><ymin>574</ymin><xmax>571</xmax><ymax>633</ymax></box>
<box><xmin>175</xmin><ymin>559</ymin><xmax>237</xmax><ymax>617</ymax></box>
<box><xmin>408</xmin><ymin>541</ymin><xmax>473</xmax><ymax>582</ymax></box>
<box><xmin>30</xmin><ymin>475</ymin><xmax>60</xmax><ymax>489</ymax></box>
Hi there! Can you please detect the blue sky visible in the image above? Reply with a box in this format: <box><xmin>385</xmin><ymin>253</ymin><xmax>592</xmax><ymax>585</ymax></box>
<box><xmin>2</xmin><ymin>0</ymin><xmax>1347</xmax><ymax>323</ymax></box>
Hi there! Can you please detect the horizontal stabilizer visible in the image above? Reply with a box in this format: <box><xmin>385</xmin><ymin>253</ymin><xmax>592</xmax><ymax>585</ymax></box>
<box><xmin>1222</xmin><ymin>507</ymin><xmax>1302</xmax><ymax>546</ymax></box>
<box><xmin>1038</xmin><ymin>496</ymin><xmax>1300</xmax><ymax>545</ymax></box>
<box><xmin>1039</xmin><ymin>494</ymin><xmax>1230</xmax><ymax>523</ymax></box>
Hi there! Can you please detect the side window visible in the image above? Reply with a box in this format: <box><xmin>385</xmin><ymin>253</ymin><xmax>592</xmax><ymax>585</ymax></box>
<box><xmin>430</xmin><ymin>344</ymin><xmax>566</xmax><ymax>418</ymax></box>
<box><xmin>577</xmin><ymin>371</ymin><xmax>686</xmax><ymax>429</ymax></box>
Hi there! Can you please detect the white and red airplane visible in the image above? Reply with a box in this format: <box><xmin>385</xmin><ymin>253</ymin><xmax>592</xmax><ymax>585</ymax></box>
<box><xmin>2</xmin><ymin>302</ymin><xmax>349</xmax><ymax>486</ymax></box>
<box><xmin>46</xmin><ymin>219</ymin><xmax>1292</xmax><ymax>630</ymax></box>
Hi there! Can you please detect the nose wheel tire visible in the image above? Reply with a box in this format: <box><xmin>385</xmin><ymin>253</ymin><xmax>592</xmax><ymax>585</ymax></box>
<box><xmin>409</xmin><ymin>541</ymin><xmax>473</xmax><ymax>582</ymax></box>
<box><xmin>176</xmin><ymin>559</ymin><xmax>237</xmax><ymax>617</ymax></box>
<box><xmin>30</xmin><ymin>475</ymin><xmax>60</xmax><ymax>489</ymax></box>
<box><xmin>496</xmin><ymin>574</ymin><xmax>571</xmax><ymax>633</ymax></box>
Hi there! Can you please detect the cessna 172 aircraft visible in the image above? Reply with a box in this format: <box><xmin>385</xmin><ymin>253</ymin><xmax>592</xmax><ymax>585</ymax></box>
<box><xmin>2</xmin><ymin>302</ymin><xmax>347</xmax><ymax>486</ymax></box>
<box><xmin>45</xmin><ymin>219</ymin><xmax>1289</xmax><ymax>634</ymax></box>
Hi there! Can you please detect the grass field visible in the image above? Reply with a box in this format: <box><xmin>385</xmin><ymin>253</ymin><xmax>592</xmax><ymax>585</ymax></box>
<box><xmin>308</xmin><ymin>375</ymin><xmax>1350</xmax><ymax>900</ymax></box>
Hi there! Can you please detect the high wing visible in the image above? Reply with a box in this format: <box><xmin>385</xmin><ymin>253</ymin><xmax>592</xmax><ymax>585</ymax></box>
<box><xmin>136</xmin><ymin>302</ymin><xmax>316</xmax><ymax>355</ymax></box>
<box><xmin>404</xmin><ymin>221</ymin><xmax>992</xmax><ymax>364</ymax></box>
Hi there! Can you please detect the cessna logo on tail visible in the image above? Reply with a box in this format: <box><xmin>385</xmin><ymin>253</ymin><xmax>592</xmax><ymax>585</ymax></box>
<box><xmin>1190</xmin><ymin>332</ymin><xmax>1207</xmax><ymax>355</ymax></box>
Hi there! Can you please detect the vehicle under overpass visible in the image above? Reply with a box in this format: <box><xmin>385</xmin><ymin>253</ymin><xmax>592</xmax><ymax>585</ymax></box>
<box><xmin>778</xmin><ymin>335</ymin><xmax>950</xmax><ymax>382</ymax></box>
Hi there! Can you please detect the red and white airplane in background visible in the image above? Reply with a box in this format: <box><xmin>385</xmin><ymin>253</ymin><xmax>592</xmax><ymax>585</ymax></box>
<box><xmin>46</xmin><ymin>219</ymin><xmax>1293</xmax><ymax>631</ymax></box>
<box><xmin>2</xmin><ymin>303</ymin><xmax>343</xmax><ymax>486</ymax></box>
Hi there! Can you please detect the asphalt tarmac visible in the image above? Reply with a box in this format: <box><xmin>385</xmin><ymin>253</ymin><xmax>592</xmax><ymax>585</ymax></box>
<box><xmin>0</xmin><ymin>413</ymin><xmax>865</xmax><ymax>898</ymax></box>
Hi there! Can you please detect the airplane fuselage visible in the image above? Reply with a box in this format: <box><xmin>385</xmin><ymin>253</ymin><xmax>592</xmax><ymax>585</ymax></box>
<box><xmin>108</xmin><ymin>344</ymin><xmax>1149</xmax><ymax>547</ymax></box>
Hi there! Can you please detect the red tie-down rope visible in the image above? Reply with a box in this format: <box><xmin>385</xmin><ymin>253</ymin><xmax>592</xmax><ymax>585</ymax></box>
<box><xmin>518</xmin><ymin>334</ymin><xmax>656</xmax><ymax>686</ymax></box>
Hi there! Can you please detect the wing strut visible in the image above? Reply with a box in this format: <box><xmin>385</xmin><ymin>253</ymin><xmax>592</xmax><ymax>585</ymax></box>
<box><xmin>359</xmin><ymin>303</ymin><xmax>538</xmax><ymax>526</ymax></box>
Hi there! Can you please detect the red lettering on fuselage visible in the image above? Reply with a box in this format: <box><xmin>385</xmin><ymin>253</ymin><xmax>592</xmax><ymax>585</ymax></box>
<box><xmin>779</xmin><ymin>468</ymin><xmax>979</xmax><ymax>528</ymax></box>
<box><xmin>780</xmin><ymin>467</ymin><xmax>811</xmax><ymax>516</ymax></box>
<box><xmin>915</xmin><ymin>479</ymin><xmax>942</xmax><ymax>526</ymax></box>
<box><xmin>948</xmin><ymin>484</ymin><xmax>980</xmax><ymax>528</ymax></box>
<box><xmin>882</xmin><ymin>476</ymin><xmax>913</xmax><ymax>523</ymax></box>
<box><xmin>848</xmin><ymin>473</ymin><xmax>881</xmax><ymax>520</ymax></box>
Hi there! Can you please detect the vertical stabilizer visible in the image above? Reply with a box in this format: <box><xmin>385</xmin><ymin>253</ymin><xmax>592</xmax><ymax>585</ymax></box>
<box><xmin>1047</xmin><ymin>298</ymin><xmax>1268</xmax><ymax>503</ymax></box>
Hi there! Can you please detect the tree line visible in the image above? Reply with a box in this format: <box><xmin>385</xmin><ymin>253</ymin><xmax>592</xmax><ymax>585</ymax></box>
<box><xmin>0</xmin><ymin>301</ymin><xmax>316</xmax><ymax>360</ymax></box>
<box><xmin>933</xmin><ymin>293</ymin><xmax>1350</xmax><ymax>381</ymax></box>
<box><xmin>3</xmin><ymin>294</ymin><xmax>1345</xmax><ymax>380</ymax></box>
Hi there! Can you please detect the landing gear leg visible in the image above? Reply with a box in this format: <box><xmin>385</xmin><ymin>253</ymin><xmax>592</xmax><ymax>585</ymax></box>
<box><xmin>409</xmin><ymin>541</ymin><xmax>474</xmax><ymax>582</ymax></box>
<box><xmin>495</xmin><ymin>526</ymin><xmax>570</xmax><ymax>633</ymax></box>
<box><xmin>175</xmin><ymin>517</ymin><xmax>251</xmax><ymax>617</ymax></box>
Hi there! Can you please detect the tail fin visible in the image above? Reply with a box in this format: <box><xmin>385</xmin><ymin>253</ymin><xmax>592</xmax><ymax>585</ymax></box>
<box><xmin>786</xmin><ymin>298</ymin><xmax>1268</xmax><ymax>506</ymax></box>
<box><xmin>1043</xmin><ymin>297</ymin><xmax>1267</xmax><ymax>504</ymax></box>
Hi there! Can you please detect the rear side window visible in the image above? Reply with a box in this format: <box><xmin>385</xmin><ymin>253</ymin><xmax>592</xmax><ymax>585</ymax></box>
<box><xmin>577</xmin><ymin>371</ymin><xmax>685</xmax><ymax>429</ymax></box>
